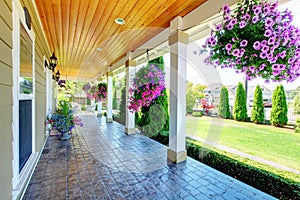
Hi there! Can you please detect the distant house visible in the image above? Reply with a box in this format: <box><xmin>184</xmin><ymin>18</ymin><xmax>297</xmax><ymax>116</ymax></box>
<box><xmin>204</xmin><ymin>83</ymin><xmax>273</xmax><ymax>107</ymax></box>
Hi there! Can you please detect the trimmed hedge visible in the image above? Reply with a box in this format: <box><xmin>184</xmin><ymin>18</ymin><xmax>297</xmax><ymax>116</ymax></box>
<box><xmin>148</xmin><ymin>130</ymin><xmax>300</xmax><ymax>199</ymax></box>
<box><xmin>186</xmin><ymin>139</ymin><xmax>300</xmax><ymax>199</ymax></box>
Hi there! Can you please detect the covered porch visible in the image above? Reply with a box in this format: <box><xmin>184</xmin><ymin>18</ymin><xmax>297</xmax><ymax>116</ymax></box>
<box><xmin>23</xmin><ymin>113</ymin><xmax>275</xmax><ymax>199</ymax></box>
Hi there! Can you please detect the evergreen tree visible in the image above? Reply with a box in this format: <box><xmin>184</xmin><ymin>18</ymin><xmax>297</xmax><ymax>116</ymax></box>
<box><xmin>293</xmin><ymin>92</ymin><xmax>300</xmax><ymax>114</ymax></box>
<box><xmin>233</xmin><ymin>82</ymin><xmax>248</xmax><ymax>121</ymax></box>
<box><xmin>271</xmin><ymin>85</ymin><xmax>288</xmax><ymax>127</ymax></box>
<box><xmin>135</xmin><ymin>56</ymin><xmax>170</xmax><ymax>137</ymax></box>
<box><xmin>218</xmin><ymin>86</ymin><xmax>230</xmax><ymax>119</ymax></box>
<box><xmin>251</xmin><ymin>85</ymin><xmax>264</xmax><ymax>124</ymax></box>
<box><xmin>113</xmin><ymin>89</ymin><xmax>117</xmax><ymax>109</ymax></box>
<box><xmin>118</xmin><ymin>86</ymin><xmax>126</xmax><ymax>125</ymax></box>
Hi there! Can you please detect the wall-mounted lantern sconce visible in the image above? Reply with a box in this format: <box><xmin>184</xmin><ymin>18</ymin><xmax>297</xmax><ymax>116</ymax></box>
<box><xmin>49</xmin><ymin>52</ymin><xmax>58</xmax><ymax>72</ymax></box>
<box><xmin>44</xmin><ymin>60</ymin><xmax>49</xmax><ymax>69</ymax></box>
<box><xmin>52</xmin><ymin>70</ymin><xmax>60</xmax><ymax>82</ymax></box>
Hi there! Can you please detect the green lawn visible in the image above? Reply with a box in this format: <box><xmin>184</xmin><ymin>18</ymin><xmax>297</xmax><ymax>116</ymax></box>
<box><xmin>186</xmin><ymin>116</ymin><xmax>300</xmax><ymax>172</ymax></box>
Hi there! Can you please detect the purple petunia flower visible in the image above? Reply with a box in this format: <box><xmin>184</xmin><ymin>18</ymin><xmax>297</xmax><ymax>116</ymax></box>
<box><xmin>239</xmin><ymin>21</ymin><xmax>247</xmax><ymax>28</ymax></box>
<box><xmin>272</xmin><ymin>64</ymin><xmax>280</xmax><ymax>70</ymax></box>
<box><xmin>215</xmin><ymin>24</ymin><xmax>222</xmax><ymax>31</ymax></box>
<box><xmin>265</xmin><ymin>17</ymin><xmax>274</xmax><ymax>27</ymax></box>
<box><xmin>249</xmin><ymin>66</ymin><xmax>256</xmax><ymax>72</ymax></box>
<box><xmin>264</xmin><ymin>29</ymin><xmax>273</xmax><ymax>37</ymax></box>
<box><xmin>252</xmin><ymin>16</ymin><xmax>259</xmax><ymax>23</ymax></box>
<box><xmin>231</xmin><ymin>19</ymin><xmax>238</xmax><ymax>25</ymax></box>
<box><xmin>253</xmin><ymin>5</ymin><xmax>262</xmax><ymax>15</ymax></box>
<box><xmin>260</xmin><ymin>52</ymin><xmax>268</xmax><ymax>59</ymax></box>
<box><xmin>261</xmin><ymin>40</ymin><xmax>267</xmax><ymax>46</ymax></box>
<box><xmin>268</xmin><ymin>37</ymin><xmax>276</xmax><ymax>45</ymax></box>
<box><xmin>260</xmin><ymin>64</ymin><xmax>266</xmax><ymax>71</ymax></box>
<box><xmin>226</xmin><ymin>23</ymin><xmax>234</xmax><ymax>30</ymax></box>
<box><xmin>232</xmin><ymin>49</ymin><xmax>240</xmax><ymax>57</ymax></box>
<box><xmin>261</xmin><ymin>45</ymin><xmax>270</xmax><ymax>52</ymax></box>
<box><xmin>225</xmin><ymin>43</ymin><xmax>232</xmax><ymax>51</ymax></box>
<box><xmin>240</xmin><ymin>40</ymin><xmax>248</xmax><ymax>47</ymax></box>
<box><xmin>253</xmin><ymin>41</ymin><xmax>261</xmax><ymax>50</ymax></box>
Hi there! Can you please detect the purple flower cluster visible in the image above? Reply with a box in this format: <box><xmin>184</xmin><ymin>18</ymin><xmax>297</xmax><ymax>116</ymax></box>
<box><xmin>203</xmin><ymin>0</ymin><xmax>300</xmax><ymax>82</ymax></box>
<box><xmin>128</xmin><ymin>64</ymin><xmax>165</xmax><ymax>112</ymax></box>
<box><xmin>86</xmin><ymin>82</ymin><xmax>107</xmax><ymax>102</ymax></box>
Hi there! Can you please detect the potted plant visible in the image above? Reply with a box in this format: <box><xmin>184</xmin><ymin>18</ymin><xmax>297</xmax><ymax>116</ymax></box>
<box><xmin>46</xmin><ymin>100</ymin><xmax>83</xmax><ymax>140</ymax></box>
<box><xmin>202</xmin><ymin>0</ymin><xmax>300</xmax><ymax>83</ymax></box>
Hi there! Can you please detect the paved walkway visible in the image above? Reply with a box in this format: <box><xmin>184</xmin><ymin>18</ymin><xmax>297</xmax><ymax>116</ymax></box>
<box><xmin>23</xmin><ymin>113</ymin><xmax>276</xmax><ymax>200</ymax></box>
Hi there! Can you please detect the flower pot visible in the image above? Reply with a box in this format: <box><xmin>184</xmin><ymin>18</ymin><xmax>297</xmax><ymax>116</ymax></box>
<box><xmin>58</xmin><ymin>131</ymin><xmax>71</xmax><ymax>140</ymax></box>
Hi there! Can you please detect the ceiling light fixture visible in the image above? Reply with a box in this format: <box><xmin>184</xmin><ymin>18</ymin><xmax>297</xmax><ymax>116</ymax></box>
<box><xmin>115</xmin><ymin>18</ymin><xmax>125</xmax><ymax>25</ymax></box>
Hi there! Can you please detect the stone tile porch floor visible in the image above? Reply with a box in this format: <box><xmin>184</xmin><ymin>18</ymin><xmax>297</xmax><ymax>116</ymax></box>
<box><xmin>23</xmin><ymin>113</ymin><xmax>276</xmax><ymax>200</ymax></box>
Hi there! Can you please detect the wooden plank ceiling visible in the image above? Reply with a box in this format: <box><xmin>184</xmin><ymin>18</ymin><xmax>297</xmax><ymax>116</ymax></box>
<box><xmin>34</xmin><ymin>0</ymin><xmax>206</xmax><ymax>79</ymax></box>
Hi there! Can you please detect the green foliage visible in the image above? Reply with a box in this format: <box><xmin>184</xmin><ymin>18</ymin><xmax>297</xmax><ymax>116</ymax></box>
<box><xmin>293</xmin><ymin>92</ymin><xmax>300</xmax><ymax>114</ymax></box>
<box><xmin>186</xmin><ymin>139</ymin><xmax>300</xmax><ymax>199</ymax></box>
<box><xmin>271</xmin><ymin>85</ymin><xmax>288</xmax><ymax>127</ymax></box>
<box><xmin>218</xmin><ymin>86</ymin><xmax>230</xmax><ymax>119</ymax></box>
<box><xmin>251</xmin><ymin>85</ymin><xmax>264</xmax><ymax>124</ymax></box>
<box><xmin>135</xmin><ymin>56</ymin><xmax>169</xmax><ymax>137</ymax></box>
<box><xmin>113</xmin><ymin>89</ymin><xmax>118</xmax><ymax>109</ymax></box>
<box><xmin>118</xmin><ymin>86</ymin><xmax>126</xmax><ymax>125</ymax></box>
<box><xmin>192</xmin><ymin>112</ymin><xmax>202</xmax><ymax>117</ymax></box>
<box><xmin>186</xmin><ymin>82</ymin><xmax>197</xmax><ymax>114</ymax></box>
<box><xmin>233</xmin><ymin>82</ymin><xmax>248</xmax><ymax>121</ymax></box>
<box><xmin>296</xmin><ymin>119</ymin><xmax>300</xmax><ymax>133</ymax></box>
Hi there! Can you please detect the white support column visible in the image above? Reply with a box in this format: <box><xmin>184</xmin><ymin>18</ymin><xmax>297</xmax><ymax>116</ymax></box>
<box><xmin>106</xmin><ymin>72</ymin><xmax>113</xmax><ymax>123</ymax></box>
<box><xmin>125</xmin><ymin>59</ymin><xmax>137</xmax><ymax>134</ymax></box>
<box><xmin>168</xmin><ymin>17</ymin><xmax>188</xmax><ymax>163</ymax></box>
<box><xmin>97</xmin><ymin>102</ymin><xmax>102</xmax><ymax>116</ymax></box>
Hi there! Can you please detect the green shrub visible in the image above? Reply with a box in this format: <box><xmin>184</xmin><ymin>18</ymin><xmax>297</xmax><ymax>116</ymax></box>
<box><xmin>186</xmin><ymin>139</ymin><xmax>300</xmax><ymax>199</ymax></box>
<box><xmin>296</xmin><ymin>118</ymin><xmax>300</xmax><ymax>133</ymax></box>
<box><xmin>233</xmin><ymin>82</ymin><xmax>248</xmax><ymax>121</ymax></box>
<box><xmin>271</xmin><ymin>85</ymin><xmax>288</xmax><ymax>127</ymax></box>
<box><xmin>251</xmin><ymin>85</ymin><xmax>264</xmax><ymax>124</ymax></box>
<box><xmin>218</xmin><ymin>86</ymin><xmax>230</xmax><ymax>119</ymax></box>
<box><xmin>192</xmin><ymin>112</ymin><xmax>202</xmax><ymax>117</ymax></box>
<box><xmin>150</xmin><ymin>130</ymin><xmax>169</xmax><ymax>145</ymax></box>
<box><xmin>81</xmin><ymin>104</ymin><xmax>86</xmax><ymax>111</ymax></box>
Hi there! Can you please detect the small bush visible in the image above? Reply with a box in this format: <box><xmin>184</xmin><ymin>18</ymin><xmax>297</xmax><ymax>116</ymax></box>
<box><xmin>81</xmin><ymin>104</ymin><xmax>86</xmax><ymax>111</ymax></box>
<box><xmin>192</xmin><ymin>112</ymin><xmax>202</xmax><ymax>117</ymax></box>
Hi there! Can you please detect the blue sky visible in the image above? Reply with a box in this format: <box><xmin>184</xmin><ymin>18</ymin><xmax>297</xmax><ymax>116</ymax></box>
<box><xmin>164</xmin><ymin>0</ymin><xmax>300</xmax><ymax>91</ymax></box>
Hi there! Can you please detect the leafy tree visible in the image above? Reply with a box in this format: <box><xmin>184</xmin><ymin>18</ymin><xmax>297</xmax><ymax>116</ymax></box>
<box><xmin>251</xmin><ymin>85</ymin><xmax>264</xmax><ymax>124</ymax></box>
<box><xmin>233</xmin><ymin>82</ymin><xmax>248</xmax><ymax>121</ymax></box>
<box><xmin>293</xmin><ymin>92</ymin><xmax>300</xmax><ymax>114</ymax></box>
<box><xmin>186</xmin><ymin>82</ymin><xmax>197</xmax><ymax>114</ymax></box>
<box><xmin>271</xmin><ymin>85</ymin><xmax>288</xmax><ymax>127</ymax></box>
<box><xmin>218</xmin><ymin>86</ymin><xmax>230</xmax><ymax>119</ymax></box>
<box><xmin>193</xmin><ymin>84</ymin><xmax>207</xmax><ymax>99</ymax></box>
<box><xmin>135</xmin><ymin>56</ymin><xmax>170</xmax><ymax>137</ymax></box>
<box><xmin>118</xmin><ymin>86</ymin><xmax>126</xmax><ymax>125</ymax></box>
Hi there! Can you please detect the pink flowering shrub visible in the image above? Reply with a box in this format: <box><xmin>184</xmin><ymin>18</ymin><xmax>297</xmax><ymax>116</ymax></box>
<box><xmin>128</xmin><ymin>64</ymin><xmax>165</xmax><ymax>112</ymax></box>
<box><xmin>86</xmin><ymin>82</ymin><xmax>107</xmax><ymax>102</ymax></box>
<box><xmin>202</xmin><ymin>0</ymin><xmax>300</xmax><ymax>82</ymax></box>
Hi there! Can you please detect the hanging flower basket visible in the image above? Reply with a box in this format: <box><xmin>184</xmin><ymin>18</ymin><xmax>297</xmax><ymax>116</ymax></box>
<box><xmin>202</xmin><ymin>0</ymin><xmax>300</xmax><ymax>83</ymax></box>
<box><xmin>128</xmin><ymin>64</ymin><xmax>165</xmax><ymax>112</ymax></box>
<box><xmin>86</xmin><ymin>82</ymin><xmax>107</xmax><ymax>102</ymax></box>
